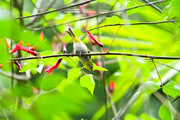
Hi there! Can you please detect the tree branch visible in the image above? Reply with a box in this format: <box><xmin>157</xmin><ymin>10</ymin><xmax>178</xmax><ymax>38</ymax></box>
<box><xmin>11</xmin><ymin>52</ymin><xmax>180</xmax><ymax>61</ymax></box>
<box><xmin>15</xmin><ymin>0</ymin><xmax>95</xmax><ymax>19</ymax></box>
<box><xmin>31</xmin><ymin>0</ymin><xmax>168</xmax><ymax>30</ymax></box>
<box><xmin>88</xmin><ymin>20</ymin><xmax>178</xmax><ymax>31</ymax></box>
<box><xmin>0</xmin><ymin>69</ymin><xmax>30</xmax><ymax>81</ymax></box>
<box><xmin>143</xmin><ymin>0</ymin><xmax>162</xmax><ymax>13</ymax></box>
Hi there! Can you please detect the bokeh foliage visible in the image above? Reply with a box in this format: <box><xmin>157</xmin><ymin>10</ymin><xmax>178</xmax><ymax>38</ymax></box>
<box><xmin>0</xmin><ymin>0</ymin><xmax>180</xmax><ymax>120</ymax></box>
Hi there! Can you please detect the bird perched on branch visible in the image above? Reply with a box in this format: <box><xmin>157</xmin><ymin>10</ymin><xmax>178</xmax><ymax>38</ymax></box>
<box><xmin>66</xmin><ymin>28</ymin><xmax>93</xmax><ymax>72</ymax></box>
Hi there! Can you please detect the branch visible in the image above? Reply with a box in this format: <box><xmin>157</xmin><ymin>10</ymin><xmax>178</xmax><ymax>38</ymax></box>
<box><xmin>31</xmin><ymin>0</ymin><xmax>168</xmax><ymax>30</ymax></box>
<box><xmin>143</xmin><ymin>0</ymin><xmax>162</xmax><ymax>13</ymax></box>
<box><xmin>0</xmin><ymin>69</ymin><xmax>30</xmax><ymax>81</ymax></box>
<box><xmin>11</xmin><ymin>52</ymin><xmax>180</xmax><ymax>61</ymax></box>
<box><xmin>88</xmin><ymin>20</ymin><xmax>178</xmax><ymax>31</ymax></box>
<box><xmin>15</xmin><ymin>0</ymin><xmax>95</xmax><ymax>19</ymax></box>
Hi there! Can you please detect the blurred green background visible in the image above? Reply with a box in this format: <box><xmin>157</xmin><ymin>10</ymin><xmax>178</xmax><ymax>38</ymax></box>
<box><xmin>0</xmin><ymin>0</ymin><xmax>180</xmax><ymax>120</ymax></box>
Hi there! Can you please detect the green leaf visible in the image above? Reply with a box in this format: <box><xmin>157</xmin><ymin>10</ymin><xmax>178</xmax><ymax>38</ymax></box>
<box><xmin>159</xmin><ymin>100</ymin><xmax>176</xmax><ymax>120</ymax></box>
<box><xmin>80</xmin><ymin>74</ymin><xmax>95</xmax><ymax>95</ymax></box>
<box><xmin>67</xmin><ymin>68</ymin><xmax>82</xmax><ymax>82</ymax></box>
<box><xmin>105</xmin><ymin>16</ymin><xmax>121</xmax><ymax>24</ymax></box>
<box><xmin>162</xmin><ymin>0</ymin><xmax>180</xmax><ymax>19</ymax></box>
<box><xmin>13</xmin><ymin>82</ymin><xmax>33</xmax><ymax>97</ymax></box>
<box><xmin>41</xmin><ymin>73</ymin><xmax>63</xmax><ymax>91</ymax></box>
<box><xmin>93</xmin><ymin>63</ymin><xmax>108</xmax><ymax>71</ymax></box>
<box><xmin>124</xmin><ymin>114</ymin><xmax>137</xmax><ymax>120</ymax></box>
<box><xmin>0</xmin><ymin>39</ymin><xmax>10</xmax><ymax>71</ymax></box>
<box><xmin>144</xmin><ymin>81</ymin><xmax>160</xmax><ymax>95</ymax></box>
<box><xmin>163</xmin><ymin>81</ymin><xmax>180</xmax><ymax>98</ymax></box>
<box><xmin>139</xmin><ymin>113</ymin><xmax>158</xmax><ymax>120</ymax></box>
<box><xmin>19</xmin><ymin>63</ymin><xmax>36</xmax><ymax>72</ymax></box>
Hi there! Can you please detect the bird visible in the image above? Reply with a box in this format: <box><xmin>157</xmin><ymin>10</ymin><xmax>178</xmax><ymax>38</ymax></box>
<box><xmin>66</xmin><ymin>28</ymin><xmax>93</xmax><ymax>72</ymax></box>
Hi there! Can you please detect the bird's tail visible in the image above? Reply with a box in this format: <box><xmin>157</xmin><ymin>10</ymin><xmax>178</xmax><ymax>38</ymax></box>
<box><xmin>66</xmin><ymin>28</ymin><xmax>75</xmax><ymax>37</ymax></box>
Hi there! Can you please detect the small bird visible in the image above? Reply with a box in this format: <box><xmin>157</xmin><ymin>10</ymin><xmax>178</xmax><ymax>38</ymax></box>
<box><xmin>66</xmin><ymin>28</ymin><xmax>93</xmax><ymax>72</ymax></box>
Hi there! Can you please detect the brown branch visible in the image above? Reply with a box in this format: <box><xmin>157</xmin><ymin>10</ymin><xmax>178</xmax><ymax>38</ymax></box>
<box><xmin>156</xmin><ymin>61</ymin><xmax>180</xmax><ymax>72</ymax></box>
<box><xmin>143</xmin><ymin>0</ymin><xmax>162</xmax><ymax>13</ymax></box>
<box><xmin>89</xmin><ymin>20</ymin><xmax>178</xmax><ymax>31</ymax></box>
<box><xmin>107</xmin><ymin>26</ymin><xmax>121</xmax><ymax>52</ymax></box>
<box><xmin>15</xmin><ymin>0</ymin><xmax>95</xmax><ymax>19</ymax></box>
<box><xmin>11</xmin><ymin>52</ymin><xmax>180</xmax><ymax>61</ymax></box>
<box><xmin>30</xmin><ymin>0</ymin><xmax>168</xmax><ymax>30</ymax></box>
<box><xmin>151</xmin><ymin>59</ymin><xmax>169</xmax><ymax>98</ymax></box>
<box><xmin>0</xmin><ymin>69</ymin><xmax>30</xmax><ymax>81</ymax></box>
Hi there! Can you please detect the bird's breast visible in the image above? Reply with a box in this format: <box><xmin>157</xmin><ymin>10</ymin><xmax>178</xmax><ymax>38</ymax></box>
<box><xmin>73</xmin><ymin>42</ymin><xmax>88</xmax><ymax>54</ymax></box>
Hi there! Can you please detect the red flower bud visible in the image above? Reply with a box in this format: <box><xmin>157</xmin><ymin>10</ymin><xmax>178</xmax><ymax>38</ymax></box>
<box><xmin>87</xmin><ymin>10</ymin><xmax>95</xmax><ymax>16</ymax></box>
<box><xmin>9</xmin><ymin>41</ymin><xmax>23</xmax><ymax>53</ymax></box>
<box><xmin>109</xmin><ymin>80</ymin><xmax>116</xmax><ymax>93</ymax></box>
<box><xmin>30</xmin><ymin>45</ymin><xmax>38</xmax><ymax>50</ymax></box>
<box><xmin>45</xmin><ymin>58</ymin><xmax>62</xmax><ymax>73</ymax></box>
<box><xmin>32</xmin><ymin>86</ymin><xmax>39</xmax><ymax>94</ymax></box>
<box><xmin>96</xmin><ymin>61</ymin><xmax>101</xmax><ymax>75</ymax></box>
<box><xmin>27</xmin><ymin>43</ymin><xmax>31</xmax><ymax>48</ymax></box>
<box><xmin>87</xmin><ymin>30</ymin><xmax>104</xmax><ymax>47</ymax></box>
<box><xmin>28</xmin><ymin>50</ymin><xmax>38</xmax><ymax>56</ymax></box>
<box><xmin>40</xmin><ymin>31</ymin><xmax>44</xmax><ymax>40</ymax></box>
<box><xmin>82</xmin><ymin>24</ymin><xmax>87</xmax><ymax>31</ymax></box>
<box><xmin>14</xmin><ymin>61</ymin><xmax>21</xmax><ymax>69</ymax></box>
<box><xmin>62</xmin><ymin>40</ymin><xmax>67</xmax><ymax>53</ymax></box>
<box><xmin>0</xmin><ymin>64</ymin><xmax>3</xmax><ymax>68</ymax></box>
<box><xmin>88</xmin><ymin>36</ymin><xmax>96</xmax><ymax>45</ymax></box>
<box><xmin>78</xmin><ymin>5</ymin><xmax>84</xmax><ymax>15</ymax></box>
<box><xmin>3</xmin><ymin>37</ymin><xmax>10</xmax><ymax>51</ymax></box>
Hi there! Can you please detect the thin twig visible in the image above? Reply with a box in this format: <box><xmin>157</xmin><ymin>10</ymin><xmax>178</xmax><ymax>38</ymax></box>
<box><xmin>171</xmin><ymin>96</ymin><xmax>180</xmax><ymax>104</ymax></box>
<box><xmin>105</xmin><ymin>85</ymin><xmax>118</xmax><ymax>120</ymax></box>
<box><xmin>15</xmin><ymin>0</ymin><xmax>95</xmax><ymax>19</ymax></box>
<box><xmin>107</xmin><ymin>26</ymin><xmax>121</xmax><ymax>52</ymax></box>
<box><xmin>26</xmin><ymin>0</ymin><xmax>55</xmax><ymax>26</ymax></box>
<box><xmin>31</xmin><ymin>0</ymin><xmax>168</xmax><ymax>30</ymax></box>
<box><xmin>11</xmin><ymin>52</ymin><xmax>180</xmax><ymax>61</ymax></box>
<box><xmin>156</xmin><ymin>61</ymin><xmax>180</xmax><ymax>72</ymax></box>
<box><xmin>89</xmin><ymin>20</ymin><xmax>178</xmax><ymax>31</ymax></box>
<box><xmin>67</xmin><ymin>57</ymin><xmax>86</xmax><ymax>75</ymax></box>
<box><xmin>151</xmin><ymin>59</ymin><xmax>169</xmax><ymax>98</ymax></box>
<box><xmin>143</xmin><ymin>0</ymin><xmax>162</xmax><ymax>13</ymax></box>
<box><xmin>98</xmin><ymin>0</ymin><xmax>119</xmax><ymax>25</ymax></box>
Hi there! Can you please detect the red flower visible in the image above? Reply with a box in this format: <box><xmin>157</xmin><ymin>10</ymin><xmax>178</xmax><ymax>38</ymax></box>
<box><xmin>40</xmin><ymin>31</ymin><xmax>44</xmax><ymax>40</ymax></box>
<box><xmin>3</xmin><ymin>37</ymin><xmax>10</xmax><ymax>51</ymax></box>
<box><xmin>82</xmin><ymin>24</ymin><xmax>87</xmax><ymax>32</ymax></box>
<box><xmin>109</xmin><ymin>80</ymin><xmax>116</xmax><ymax>93</ymax></box>
<box><xmin>88</xmin><ymin>36</ymin><xmax>96</xmax><ymax>45</ymax></box>
<box><xmin>62</xmin><ymin>40</ymin><xmax>67</xmax><ymax>53</ymax></box>
<box><xmin>9</xmin><ymin>41</ymin><xmax>23</xmax><ymax>53</ymax></box>
<box><xmin>87</xmin><ymin>10</ymin><xmax>95</xmax><ymax>16</ymax></box>
<box><xmin>78</xmin><ymin>5</ymin><xmax>84</xmax><ymax>15</ymax></box>
<box><xmin>0</xmin><ymin>64</ymin><xmax>3</xmax><ymax>68</ymax></box>
<box><xmin>32</xmin><ymin>86</ymin><xmax>39</xmax><ymax>94</ymax></box>
<box><xmin>27</xmin><ymin>43</ymin><xmax>38</xmax><ymax>50</ymax></box>
<box><xmin>96</xmin><ymin>61</ymin><xmax>101</xmax><ymax>75</ymax></box>
<box><xmin>14</xmin><ymin>61</ymin><xmax>21</xmax><ymax>69</ymax></box>
<box><xmin>87</xmin><ymin>30</ymin><xmax>104</xmax><ymax>47</ymax></box>
<box><xmin>45</xmin><ymin>58</ymin><xmax>62</xmax><ymax>73</ymax></box>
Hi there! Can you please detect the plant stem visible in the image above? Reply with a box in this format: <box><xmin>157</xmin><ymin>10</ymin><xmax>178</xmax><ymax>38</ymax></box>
<box><xmin>15</xmin><ymin>0</ymin><xmax>95</xmax><ymax>19</ymax></box>
<box><xmin>11</xmin><ymin>52</ymin><xmax>180</xmax><ymax>61</ymax></box>
<box><xmin>88</xmin><ymin>20</ymin><xmax>177</xmax><ymax>31</ymax></box>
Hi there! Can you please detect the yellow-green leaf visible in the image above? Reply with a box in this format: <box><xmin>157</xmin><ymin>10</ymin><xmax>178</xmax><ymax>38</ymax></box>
<box><xmin>80</xmin><ymin>74</ymin><xmax>95</xmax><ymax>95</ymax></box>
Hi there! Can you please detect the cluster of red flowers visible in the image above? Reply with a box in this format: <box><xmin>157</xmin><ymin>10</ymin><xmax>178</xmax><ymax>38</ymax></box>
<box><xmin>9</xmin><ymin>41</ymin><xmax>39</xmax><ymax>57</ymax></box>
<box><xmin>78</xmin><ymin>0</ymin><xmax>95</xmax><ymax>17</ymax></box>
<box><xmin>2</xmin><ymin>32</ymin><xmax>43</xmax><ymax>69</ymax></box>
